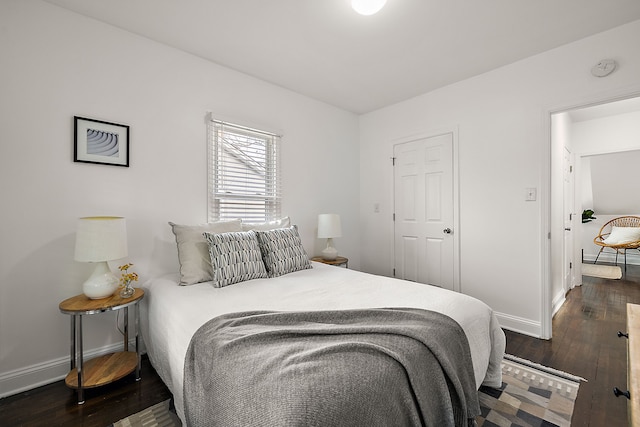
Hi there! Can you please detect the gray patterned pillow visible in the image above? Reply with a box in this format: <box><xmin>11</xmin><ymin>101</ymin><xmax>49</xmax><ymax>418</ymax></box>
<box><xmin>203</xmin><ymin>230</ymin><xmax>268</xmax><ymax>288</ymax></box>
<box><xmin>255</xmin><ymin>225</ymin><xmax>312</xmax><ymax>278</ymax></box>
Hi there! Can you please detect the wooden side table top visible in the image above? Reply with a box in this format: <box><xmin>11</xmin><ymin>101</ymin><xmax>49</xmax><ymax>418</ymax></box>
<box><xmin>311</xmin><ymin>256</ymin><xmax>348</xmax><ymax>266</ymax></box>
<box><xmin>59</xmin><ymin>288</ymin><xmax>144</xmax><ymax>315</ymax></box>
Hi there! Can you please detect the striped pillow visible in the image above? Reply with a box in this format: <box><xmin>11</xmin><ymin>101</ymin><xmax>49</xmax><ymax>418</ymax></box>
<box><xmin>203</xmin><ymin>230</ymin><xmax>268</xmax><ymax>288</ymax></box>
<box><xmin>256</xmin><ymin>225</ymin><xmax>312</xmax><ymax>278</ymax></box>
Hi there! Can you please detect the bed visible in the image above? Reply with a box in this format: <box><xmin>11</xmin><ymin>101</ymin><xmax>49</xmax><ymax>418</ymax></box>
<box><xmin>140</xmin><ymin>259</ymin><xmax>505</xmax><ymax>426</ymax></box>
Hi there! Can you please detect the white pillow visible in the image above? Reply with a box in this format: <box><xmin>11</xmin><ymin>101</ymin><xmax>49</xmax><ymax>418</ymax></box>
<box><xmin>603</xmin><ymin>226</ymin><xmax>640</xmax><ymax>245</ymax></box>
<box><xmin>169</xmin><ymin>219</ymin><xmax>242</xmax><ymax>285</ymax></box>
<box><xmin>241</xmin><ymin>217</ymin><xmax>291</xmax><ymax>231</ymax></box>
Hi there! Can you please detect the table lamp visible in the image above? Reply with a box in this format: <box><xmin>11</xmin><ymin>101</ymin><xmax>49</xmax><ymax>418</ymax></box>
<box><xmin>318</xmin><ymin>214</ymin><xmax>342</xmax><ymax>260</ymax></box>
<box><xmin>74</xmin><ymin>216</ymin><xmax>127</xmax><ymax>299</ymax></box>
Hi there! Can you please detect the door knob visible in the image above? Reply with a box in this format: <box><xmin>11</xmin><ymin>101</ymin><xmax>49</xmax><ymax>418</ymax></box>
<box><xmin>443</xmin><ymin>228</ymin><xmax>452</xmax><ymax>234</ymax></box>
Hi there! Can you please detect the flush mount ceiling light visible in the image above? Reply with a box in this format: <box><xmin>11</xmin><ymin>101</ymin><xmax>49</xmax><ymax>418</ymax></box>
<box><xmin>351</xmin><ymin>0</ymin><xmax>387</xmax><ymax>15</ymax></box>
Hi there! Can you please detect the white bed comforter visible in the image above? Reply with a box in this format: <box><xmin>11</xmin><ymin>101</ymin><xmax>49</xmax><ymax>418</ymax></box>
<box><xmin>140</xmin><ymin>262</ymin><xmax>505</xmax><ymax>423</ymax></box>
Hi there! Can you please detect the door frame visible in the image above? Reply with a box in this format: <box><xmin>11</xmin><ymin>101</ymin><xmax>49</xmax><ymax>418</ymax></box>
<box><xmin>390</xmin><ymin>127</ymin><xmax>461</xmax><ymax>292</ymax></box>
<box><xmin>543</xmin><ymin>88</ymin><xmax>640</xmax><ymax>339</ymax></box>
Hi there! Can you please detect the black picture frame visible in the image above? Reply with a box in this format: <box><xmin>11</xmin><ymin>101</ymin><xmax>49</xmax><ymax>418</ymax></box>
<box><xmin>74</xmin><ymin>116</ymin><xmax>130</xmax><ymax>167</ymax></box>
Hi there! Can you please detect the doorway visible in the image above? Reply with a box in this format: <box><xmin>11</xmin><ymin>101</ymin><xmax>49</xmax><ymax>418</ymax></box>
<box><xmin>549</xmin><ymin>94</ymin><xmax>640</xmax><ymax>335</ymax></box>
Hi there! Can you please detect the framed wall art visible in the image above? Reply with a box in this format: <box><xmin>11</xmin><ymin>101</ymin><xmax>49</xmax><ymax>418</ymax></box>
<box><xmin>74</xmin><ymin>116</ymin><xmax>130</xmax><ymax>167</ymax></box>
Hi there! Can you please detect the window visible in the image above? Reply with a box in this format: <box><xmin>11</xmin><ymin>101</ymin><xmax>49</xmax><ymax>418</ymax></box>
<box><xmin>208</xmin><ymin>118</ymin><xmax>281</xmax><ymax>222</ymax></box>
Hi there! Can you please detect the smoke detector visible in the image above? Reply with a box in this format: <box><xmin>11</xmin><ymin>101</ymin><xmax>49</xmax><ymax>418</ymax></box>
<box><xmin>591</xmin><ymin>59</ymin><xmax>617</xmax><ymax>77</ymax></box>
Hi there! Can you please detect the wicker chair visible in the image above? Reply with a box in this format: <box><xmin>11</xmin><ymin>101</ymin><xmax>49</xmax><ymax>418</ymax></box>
<box><xmin>593</xmin><ymin>216</ymin><xmax>640</xmax><ymax>272</ymax></box>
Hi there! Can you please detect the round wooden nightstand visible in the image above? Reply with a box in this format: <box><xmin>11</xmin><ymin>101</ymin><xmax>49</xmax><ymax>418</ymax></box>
<box><xmin>59</xmin><ymin>289</ymin><xmax>144</xmax><ymax>404</ymax></box>
<box><xmin>311</xmin><ymin>256</ymin><xmax>349</xmax><ymax>268</ymax></box>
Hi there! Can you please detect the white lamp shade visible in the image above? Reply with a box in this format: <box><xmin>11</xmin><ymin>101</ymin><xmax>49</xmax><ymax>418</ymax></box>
<box><xmin>74</xmin><ymin>216</ymin><xmax>128</xmax><ymax>262</ymax></box>
<box><xmin>318</xmin><ymin>214</ymin><xmax>342</xmax><ymax>239</ymax></box>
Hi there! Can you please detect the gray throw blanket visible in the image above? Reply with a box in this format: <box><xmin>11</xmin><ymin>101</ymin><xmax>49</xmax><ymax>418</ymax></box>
<box><xmin>184</xmin><ymin>308</ymin><xmax>480</xmax><ymax>427</ymax></box>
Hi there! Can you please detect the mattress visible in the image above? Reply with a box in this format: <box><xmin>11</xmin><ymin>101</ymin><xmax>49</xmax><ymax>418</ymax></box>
<box><xmin>140</xmin><ymin>261</ymin><xmax>505</xmax><ymax>423</ymax></box>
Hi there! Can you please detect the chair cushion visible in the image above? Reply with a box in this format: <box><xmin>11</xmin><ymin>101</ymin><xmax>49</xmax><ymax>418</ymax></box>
<box><xmin>603</xmin><ymin>226</ymin><xmax>640</xmax><ymax>245</ymax></box>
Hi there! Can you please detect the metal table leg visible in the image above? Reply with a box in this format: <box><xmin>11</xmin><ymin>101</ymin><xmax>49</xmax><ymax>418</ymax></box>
<box><xmin>70</xmin><ymin>316</ymin><xmax>75</xmax><ymax>371</ymax></box>
<box><xmin>135</xmin><ymin>301</ymin><xmax>141</xmax><ymax>380</ymax></box>
<box><xmin>123</xmin><ymin>307</ymin><xmax>129</xmax><ymax>352</ymax></box>
<box><xmin>76</xmin><ymin>314</ymin><xmax>84</xmax><ymax>404</ymax></box>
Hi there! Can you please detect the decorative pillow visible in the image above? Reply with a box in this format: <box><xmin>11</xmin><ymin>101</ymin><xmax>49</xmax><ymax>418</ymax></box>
<box><xmin>241</xmin><ymin>217</ymin><xmax>291</xmax><ymax>231</ymax></box>
<box><xmin>604</xmin><ymin>226</ymin><xmax>640</xmax><ymax>245</ymax></box>
<box><xmin>169</xmin><ymin>219</ymin><xmax>242</xmax><ymax>285</ymax></box>
<box><xmin>255</xmin><ymin>225</ymin><xmax>312</xmax><ymax>278</ymax></box>
<box><xmin>203</xmin><ymin>230</ymin><xmax>268</xmax><ymax>288</ymax></box>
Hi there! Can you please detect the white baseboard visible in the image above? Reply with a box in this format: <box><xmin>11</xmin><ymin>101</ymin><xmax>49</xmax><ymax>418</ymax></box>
<box><xmin>0</xmin><ymin>339</ymin><xmax>141</xmax><ymax>399</ymax></box>
<box><xmin>583</xmin><ymin>251</ymin><xmax>640</xmax><ymax>266</ymax></box>
<box><xmin>552</xmin><ymin>291</ymin><xmax>566</xmax><ymax>318</ymax></box>
<box><xmin>495</xmin><ymin>311</ymin><xmax>543</xmax><ymax>338</ymax></box>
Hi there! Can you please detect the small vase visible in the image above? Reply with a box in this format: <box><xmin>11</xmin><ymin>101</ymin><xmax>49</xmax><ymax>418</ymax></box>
<box><xmin>120</xmin><ymin>282</ymin><xmax>135</xmax><ymax>298</ymax></box>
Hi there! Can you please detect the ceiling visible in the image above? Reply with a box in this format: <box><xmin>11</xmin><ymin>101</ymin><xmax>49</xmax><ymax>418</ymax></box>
<box><xmin>43</xmin><ymin>0</ymin><xmax>640</xmax><ymax>114</ymax></box>
<box><xmin>568</xmin><ymin>96</ymin><xmax>640</xmax><ymax>122</ymax></box>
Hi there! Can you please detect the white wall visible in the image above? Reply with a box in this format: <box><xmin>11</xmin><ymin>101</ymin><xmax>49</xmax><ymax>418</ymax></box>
<box><xmin>0</xmin><ymin>0</ymin><xmax>360</xmax><ymax>396</ymax></box>
<box><xmin>359</xmin><ymin>19</ymin><xmax>640</xmax><ymax>337</ymax></box>
<box><xmin>589</xmin><ymin>150</ymin><xmax>640</xmax><ymax>214</ymax></box>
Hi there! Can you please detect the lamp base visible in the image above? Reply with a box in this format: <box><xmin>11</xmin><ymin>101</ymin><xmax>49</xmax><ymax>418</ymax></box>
<box><xmin>321</xmin><ymin>245</ymin><xmax>338</xmax><ymax>261</ymax></box>
<box><xmin>82</xmin><ymin>261</ymin><xmax>118</xmax><ymax>299</ymax></box>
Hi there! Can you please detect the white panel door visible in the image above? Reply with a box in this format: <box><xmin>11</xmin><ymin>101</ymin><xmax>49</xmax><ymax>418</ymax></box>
<box><xmin>393</xmin><ymin>133</ymin><xmax>455</xmax><ymax>290</ymax></box>
<box><xmin>563</xmin><ymin>147</ymin><xmax>575</xmax><ymax>292</ymax></box>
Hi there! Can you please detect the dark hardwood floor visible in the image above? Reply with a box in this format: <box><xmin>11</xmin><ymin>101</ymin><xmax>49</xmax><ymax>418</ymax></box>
<box><xmin>1</xmin><ymin>264</ymin><xmax>639</xmax><ymax>426</ymax></box>
<box><xmin>506</xmin><ymin>263</ymin><xmax>640</xmax><ymax>426</ymax></box>
<box><xmin>0</xmin><ymin>355</ymin><xmax>172</xmax><ymax>427</ymax></box>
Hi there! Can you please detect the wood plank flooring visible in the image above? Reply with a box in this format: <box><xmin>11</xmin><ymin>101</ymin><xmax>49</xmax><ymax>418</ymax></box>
<box><xmin>0</xmin><ymin>355</ymin><xmax>171</xmax><ymax>427</ymax></box>
<box><xmin>506</xmin><ymin>263</ymin><xmax>640</xmax><ymax>426</ymax></box>
<box><xmin>1</xmin><ymin>264</ymin><xmax>639</xmax><ymax>426</ymax></box>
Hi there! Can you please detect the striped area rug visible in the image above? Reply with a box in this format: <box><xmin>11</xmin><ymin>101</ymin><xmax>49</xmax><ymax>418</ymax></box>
<box><xmin>111</xmin><ymin>399</ymin><xmax>180</xmax><ymax>427</ymax></box>
<box><xmin>112</xmin><ymin>355</ymin><xmax>583</xmax><ymax>427</ymax></box>
<box><xmin>477</xmin><ymin>354</ymin><xmax>584</xmax><ymax>427</ymax></box>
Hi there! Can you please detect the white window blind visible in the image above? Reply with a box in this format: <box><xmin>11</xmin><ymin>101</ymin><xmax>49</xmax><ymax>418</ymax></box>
<box><xmin>208</xmin><ymin>118</ymin><xmax>281</xmax><ymax>222</ymax></box>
